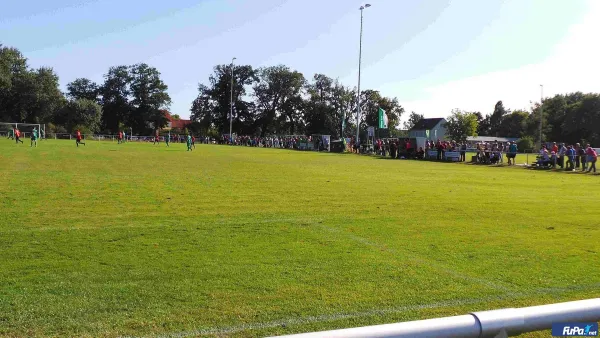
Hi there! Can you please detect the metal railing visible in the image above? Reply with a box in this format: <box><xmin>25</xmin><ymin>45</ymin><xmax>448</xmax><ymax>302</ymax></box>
<box><xmin>271</xmin><ymin>298</ymin><xmax>600</xmax><ymax>338</ymax></box>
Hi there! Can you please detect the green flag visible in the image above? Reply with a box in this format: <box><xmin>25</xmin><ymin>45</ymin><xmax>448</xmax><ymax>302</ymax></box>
<box><xmin>341</xmin><ymin>110</ymin><xmax>346</xmax><ymax>134</ymax></box>
<box><xmin>425</xmin><ymin>129</ymin><xmax>430</xmax><ymax>139</ymax></box>
<box><xmin>378</xmin><ymin>108</ymin><xmax>388</xmax><ymax>129</ymax></box>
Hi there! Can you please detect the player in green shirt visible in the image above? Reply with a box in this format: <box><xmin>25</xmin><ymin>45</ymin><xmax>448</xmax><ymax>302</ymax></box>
<box><xmin>30</xmin><ymin>128</ymin><xmax>38</xmax><ymax>147</ymax></box>
<box><xmin>166</xmin><ymin>132</ymin><xmax>170</xmax><ymax>147</ymax></box>
<box><xmin>186</xmin><ymin>134</ymin><xmax>192</xmax><ymax>151</ymax></box>
<box><xmin>7</xmin><ymin>128</ymin><xmax>14</xmax><ymax>140</ymax></box>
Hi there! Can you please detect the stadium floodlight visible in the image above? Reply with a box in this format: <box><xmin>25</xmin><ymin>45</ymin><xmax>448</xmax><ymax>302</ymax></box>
<box><xmin>356</xmin><ymin>3</ymin><xmax>371</xmax><ymax>147</ymax></box>
<box><xmin>229</xmin><ymin>57</ymin><xmax>237</xmax><ymax>141</ymax></box>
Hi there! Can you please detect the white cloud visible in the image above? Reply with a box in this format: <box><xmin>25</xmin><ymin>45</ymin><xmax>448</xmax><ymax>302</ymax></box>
<box><xmin>400</xmin><ymin>0</ymin><xmax>600</xmax><ymax>118</ymax></box>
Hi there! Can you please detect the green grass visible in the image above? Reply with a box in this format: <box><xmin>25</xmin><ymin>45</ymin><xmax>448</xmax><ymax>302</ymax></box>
<box><xmin>0</xmin><ymin>139</ymin><xmax>599</xmax><ymax>337</ymax></box>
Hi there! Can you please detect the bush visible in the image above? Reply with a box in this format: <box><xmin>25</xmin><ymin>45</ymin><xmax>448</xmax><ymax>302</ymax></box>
<box><xmin>71</xmin><ymin>125</ymin><xmax>92</xmax><ymax>135</ymax></box>
<box><xmin>517</xmin><ymin>136</ymin><xmax>535</xmax><ymax>151</ymax></box>
<box><xmin>46</xmin><ymin>123</ymin><xmax>66</xmax><ymax>133</ymax></box>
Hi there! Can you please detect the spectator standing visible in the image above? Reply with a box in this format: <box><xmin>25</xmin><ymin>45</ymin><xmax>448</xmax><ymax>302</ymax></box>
<box><xmin>565</xmin><ymin>145</ymin><xmax>576</xmax><ymax>171</ymax></box>
<box><xmin>436</xmin><ymin>139</ymin><xmax>443</xmax><ymax>160</ymax></box>
<box><xmin>557</xmin><ymin>143</ymin><xmax>567</xmax><ymax>168</ymax></box>
<box><xmin>498</xmin><ymin>142</ymin><xmax>505</xmax><ymax>164</ymax></box>
<box><xmin>586</xmin><ymin>144</ymin><xmax>597</xmax><ymax>173</ymax></box>
<box><xmin>507</xmin><ymin>142</ymin><xmax>518</xmax><ymax>165</ymax></box>
<box><xmin>579</xmin><ymin>145</ymin><xmax>587</xmax><ymax>171</ymax></box>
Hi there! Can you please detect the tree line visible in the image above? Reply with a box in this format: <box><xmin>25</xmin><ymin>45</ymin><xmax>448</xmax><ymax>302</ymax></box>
<box><xmin>189</xmin><ymin>64</ymin><xmax>404</xmax><ymax>139</ymax></box>
<box><xmin>0</xmin><ymin>44</ymin><xmax>171</xmax><ymax>135</ymax></box>
<box><xmin>442</xmin><ymin>96</ymin><xmax>600</xmax><ymax>148</ymax></box>
<box><xmin>2</xmin><ymin>43</ymin><xmax>600</xmax><ymax>145</ymax></box>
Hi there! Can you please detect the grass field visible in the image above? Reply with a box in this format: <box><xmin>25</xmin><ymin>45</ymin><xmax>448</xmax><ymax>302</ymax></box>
<box><xmin>1</xmin><ymin>139</ymin><xmax>599</xmax><ymax>338</ymax></box>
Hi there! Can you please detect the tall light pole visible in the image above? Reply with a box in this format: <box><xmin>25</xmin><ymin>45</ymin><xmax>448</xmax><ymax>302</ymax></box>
<box><xmin>539</xmin><ymin>84</ymin><xmax>543</xmax><ymax>149</ymax></box>
<box><xmin>229</xmin><ymin>57</ymin><xmax>236</xmax><ymax>142</ymax></box>
<box><xmin>356</xmin><ymin>4</ymin><xmax>371</xmax><ymax>147</ymax></box>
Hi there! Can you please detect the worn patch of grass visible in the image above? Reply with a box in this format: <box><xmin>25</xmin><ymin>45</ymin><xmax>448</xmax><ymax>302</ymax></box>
<box><xmin>0</xmin><ymin>139</ymin><xmax>598</xmax><ymax>337</ymax></box>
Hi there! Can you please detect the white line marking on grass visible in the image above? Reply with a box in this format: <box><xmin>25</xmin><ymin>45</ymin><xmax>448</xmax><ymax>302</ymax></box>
<box><xmin>145</xmin><ymin>283</ymin><xmax>600</xmax><ymax>338</ymax></box>
<box><xmin>315</xmin><ymin>223</ymin><xmax>515</xmax><ymax>293</ymax></box>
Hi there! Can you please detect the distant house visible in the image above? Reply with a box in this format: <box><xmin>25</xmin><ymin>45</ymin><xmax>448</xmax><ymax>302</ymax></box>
<box><xmin>162</xmin><ymin>110</ymin><xmax>191</xmax><ymax>130</ymax></box>
<box><xmin>408</xmin><ymin>118</ymin><xmax>447</xmax><ymax>140</ymax></box>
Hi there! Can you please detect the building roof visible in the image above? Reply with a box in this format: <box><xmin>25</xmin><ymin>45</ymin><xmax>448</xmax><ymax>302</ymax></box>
<box><xmin>163</xmin><ymin>110</ymin><xmax>191</xmax><ymax>129</ymax></box>
<box><xmin>466</xmin><ymin>136</ymin><xmax>520</xmax><ymax>143</ymax></box>
<box><xmin>410</xmin><ymin>118</ymin><xmax>445</xmax><ymax>131</ymax></box>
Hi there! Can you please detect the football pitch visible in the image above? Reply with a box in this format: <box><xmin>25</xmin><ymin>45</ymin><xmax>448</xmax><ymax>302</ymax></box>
<box><xmin>1</xmin><ymin>139</ymin><xmax>599</xmax><ymax>337</ymax></box>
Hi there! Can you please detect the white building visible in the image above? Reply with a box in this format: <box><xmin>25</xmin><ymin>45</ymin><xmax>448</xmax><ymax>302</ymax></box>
<box><xmin>408</xmin><ymin>118</ymin><xmax>447</xmax><ymax>149</ymax></box>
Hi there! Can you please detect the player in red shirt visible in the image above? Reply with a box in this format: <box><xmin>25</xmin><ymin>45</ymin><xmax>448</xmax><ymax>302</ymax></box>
<box><xmin>191</xmin><ymin>135</ymin><xmax>196</xmax><ymax>149</ymax></box>
<box><xmin>15</xmin><ymin>128</ymin><xmax>23</xmax><ymax>144</ymax></box>
<box><xmin>76</xmin><ymin>129</ymin><xmax>85</xmax><ymax>147</ymax></box>
<box><xmin>118</xmin><ymin>131</ymin><xmax>123</xmax><ymax>144</ymax></box>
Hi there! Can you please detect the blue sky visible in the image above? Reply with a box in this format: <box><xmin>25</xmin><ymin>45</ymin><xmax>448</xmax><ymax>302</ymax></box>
<box><xmin>1</xmin><ymin>0</ymin><xmax>595</xmax><ymax>120</ymax></box>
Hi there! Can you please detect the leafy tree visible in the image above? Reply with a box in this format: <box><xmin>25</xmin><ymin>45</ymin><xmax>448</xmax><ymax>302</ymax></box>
<box><xmin>190</xmin><ymin>64</ymin><xmax>257</xmax><ymax>135</ymax></box>
<box><xmin>128</xmin><ymin>63</ymin><xmax>171</xmax><ymax>133</ymax></box>
<box><xmin>190</xmin><ymin>84</ymin><xmax>215</xmax><ymax>134</ymax></box>
<box><xmin>524</xmin><ymin>102</ymin><xmax>550</xmax><ymax>144</ymax></box>
<box><xmin>66</xmin><ymin>78</ymin><xmax>99</xmax><ymax>102</ymax></box>
<box><xmin>403</xmin><ymin>111</ymin><xmax>424</xmax><ymax>130</ymax></box>
<box><xmin>304</xmin><ymin>74</ymin><xmax>335</xmax><ymax>136</ymax></box>
<box><xmin>489</xmin><ymin>100</ymin><xmax>509</xmax><ymax>136</ymax></box>
<box><xmin>100</xmin><ymin>65</ymin><xmax>131</xmax><ymax>133</ymax></box>
<box><xmin>359</xmin><ymin>89</ymin><xmax>404</xmax><ymax>138</ymax></box>
<box><xmin>71</xmin><ymin>124</ymin><xmax>93</xmax><ymax>135</ymax></box>
<box><xmin>498</xmin><ymin>110</ymin><xmax>529</xmax><ymax>138</ymax></box>
<box><xmin>474</xmin><ymin>112</ymin><xmax>491</xmax><ymax>136</ymax></box>
<box><xmin>303</xmin><ymin>74</ymin><xmax>354</xmax><ymax>138</ymax></box>
<box><xmin>171</xmin><ymin>114</ymin><xmax>180</xmax><ymax>120</ymax></box>
<box><xmin>561</xmin><ymin>93</ymin><xmax>600</xmax><ymax>145</ymax></box>
<box><xmin>0</xmin><ymin>46</ymin><xmax>65</xmax><ymax>124</ymax></box>
<box><xmin>253</xmin><ymin>65</ymin><xmax>305</xmax><ymax>136</ymax></box>
<box><xmin>444</xmin><ymin>109</ymin><xmax>478</xmax><ymax>142</ymax></box>
<box><xmin>57</xmin><ymin>99</ymin><xmax>102</xmax><ymax>132</ymax></box>
<box><xmin>31</xmin><ymin>67</ymin><xmax>66</xmax><ymax>123</ymax></box>
<box><xmin>517</xmin><ymin>136</ymin><xmax>535</xmax><ymax>151</ymax></box>
<box><xmin>0</xmin><ymin>45</ymin><xmax>28</xmax><ymax>120</ymax></box>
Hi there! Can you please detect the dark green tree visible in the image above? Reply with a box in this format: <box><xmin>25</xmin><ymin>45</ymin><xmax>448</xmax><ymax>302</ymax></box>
<box><xmin>56</xmin><ymin>98</ymin><xmax>103</xmax><ymax>132</ymax></box>
<box><xmin>489</xmin><ymin>100</ymin><xmax>509</xmax><ymax>136</ymax></box>
<box><xmin>253</xmin><ymin>65</ymin><xmax>305</xmax><ymax>136</ymax></box>
<box><xmin>498</xmin><ymin>110</ymin><xmax>529</xmax><ymax>138</ymax></box>
<box><xmin>67</xmin><ymin>78</ymin><xmax>99</xmax><ymax>102</ymax></box>
<box><xmin>190</xmin><ymin>64</ymin><xmax>257</xmax><ymax>135</ymax></box>
<box><xmin>128</xmin><ymin>63</ymin><xmax>171</xmax><ymax>133</ymax></box>
<box><xmin>474</xmin><ymin>112</ymin><xmax>491</xmax><ymax>136</ymax></box>
<box><xmin>359</xmin><ymin>89</ymin><xmax>404</xmax><ymax>137</ymax></box>
<box><xmin>403</xmin><ymin>111</ymin><xmax>424</xmax><ymax>130</ymax></box>
<box><xmin>99</xmin><ymin>65</ymin><xmax>131</xmax><ymax>133</ymax></box>
<box><xmin>444</xmin><ymin>109</ymin><xmax>479</xmax><ymax>142</ymax></box>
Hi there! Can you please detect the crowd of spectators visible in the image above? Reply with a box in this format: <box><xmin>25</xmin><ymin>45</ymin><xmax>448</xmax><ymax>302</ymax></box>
<box><xmin>153</xmin><ymin>132</ymin><xmax>598</xmax><ymax>173</ymax></box>
<box><xmin>535</xmin><ymin>142</ymin><xmax>597</xmax><ymax>173</ymax></box>
<box><xmin>370</xmin><ymin>138</ymin><xmax>425</xmax><ymax>159</ymax></box>
<box><xmin>213</xmin><ymin>135</ymin><xmax>330</xmax><ymax>151</ymax></box>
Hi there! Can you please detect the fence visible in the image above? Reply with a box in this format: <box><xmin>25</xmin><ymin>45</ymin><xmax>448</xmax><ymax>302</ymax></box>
<box><xmin>271</xmin><ymin>298</ymin><xmax>600</xmax><ymax>338</ymax></box>
<box><xmin>44</xmin><ymin>133</ymin><xmax>191</xmax><ymax>143</ymax></box>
